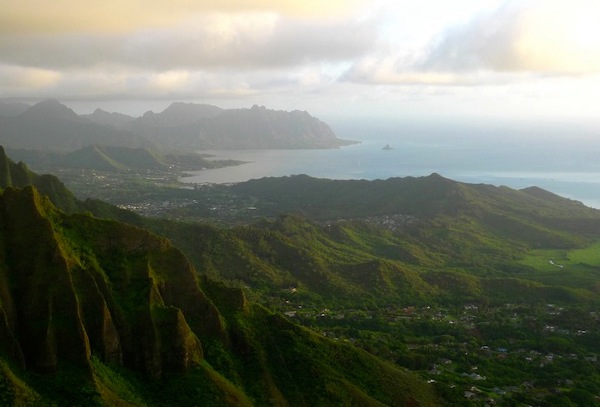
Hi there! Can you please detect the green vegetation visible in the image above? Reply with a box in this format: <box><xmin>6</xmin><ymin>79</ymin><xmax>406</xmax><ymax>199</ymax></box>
<box><xmin>4</xmin><ymin>148</ymin><xmax>600</xmax><ymax>405</ymax></box>
<box><xmin>0</xmin><ymin>183</ymin><xmax>438</xmax><ymax>406</ymax></box>
<box><xmin>519</xmin><ymin>244</ymin><xmax>600</xmax><ymax>289</ymax></box>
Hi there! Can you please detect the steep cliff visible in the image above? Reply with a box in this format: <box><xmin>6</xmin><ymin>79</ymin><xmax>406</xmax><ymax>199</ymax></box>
<box><xmin>0</xmin><ymin>186</ymin><xmax>224</xmax><ymax>377</ymax></box>
<box><xmin>0</xmin><ymin>145</ymin><xmax>80</xmax><ymax>212</ymax></box>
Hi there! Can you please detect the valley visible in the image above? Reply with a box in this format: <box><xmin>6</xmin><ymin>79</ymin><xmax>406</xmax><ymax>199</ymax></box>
<box><xmin>1</xmin><ymin>143</ymin><xmax>600</xmax><ymax>405</ymax></box>
<box><xmin>6</xmin><ymin>1</ymin><xmax>600</xmax><ymax>405</ymax></box>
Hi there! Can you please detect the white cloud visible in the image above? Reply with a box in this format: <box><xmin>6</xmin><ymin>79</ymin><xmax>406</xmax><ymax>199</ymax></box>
<box><xmin>425</xmin><ymin>0</ymin><xmax>600</xmax><ymax>74</ymax></box>
<box><xmin>342</xmin><ymin>0</ymin><xmax>600</xmax><ymax>88</ymax></box>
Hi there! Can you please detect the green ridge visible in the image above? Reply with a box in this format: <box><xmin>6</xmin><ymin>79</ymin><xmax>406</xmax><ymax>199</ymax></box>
<box><xmin>0</xmin><ymin>183</ymin><xmax>438</xmax><ymax>405</ymax></box>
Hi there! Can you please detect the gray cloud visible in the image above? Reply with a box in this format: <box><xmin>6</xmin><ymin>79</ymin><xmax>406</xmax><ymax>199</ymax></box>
<box><xmin>0</xmin><ymin>14</ymin><xmax>378</xmax><ymax>71</ymax></box>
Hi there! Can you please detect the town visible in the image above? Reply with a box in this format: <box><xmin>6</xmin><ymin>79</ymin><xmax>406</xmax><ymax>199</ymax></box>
<box><xmin>270</xmin><ymin>292</ymin><xmax>600</xmax><ymax>405</ymax></box>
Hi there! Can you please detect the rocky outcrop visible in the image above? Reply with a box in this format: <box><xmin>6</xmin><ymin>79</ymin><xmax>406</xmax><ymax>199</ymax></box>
<box><xmin>0</xmin><ymin>186</ymin><xmax>225</xmax><ymax>379</ymax></box>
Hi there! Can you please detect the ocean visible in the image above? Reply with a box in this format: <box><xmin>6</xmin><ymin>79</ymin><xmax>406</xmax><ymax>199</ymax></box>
<box><xmin>180</xmin><ymin>121</ymin><xmax>600</xmax><ymax>209</ymax></box>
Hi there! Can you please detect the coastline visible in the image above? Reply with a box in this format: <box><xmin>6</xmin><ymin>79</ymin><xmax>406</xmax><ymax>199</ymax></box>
<box><xmin>178</xmin><ymin>145</ymin><xmax>600</xmax><ymax>209</ymax></box>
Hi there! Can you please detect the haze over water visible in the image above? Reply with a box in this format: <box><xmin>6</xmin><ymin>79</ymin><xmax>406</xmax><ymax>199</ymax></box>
<box><xmin>181</xmin><ymin>120</ymin><xmax>600</xmax><ymax>209</ymax></box>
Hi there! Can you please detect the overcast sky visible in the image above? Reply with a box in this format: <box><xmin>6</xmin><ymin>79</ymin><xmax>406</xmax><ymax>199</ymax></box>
<box><xmin>2</xmin><ymin>0</ymin><xmax>600</xmax><ymax>124</ymax></box>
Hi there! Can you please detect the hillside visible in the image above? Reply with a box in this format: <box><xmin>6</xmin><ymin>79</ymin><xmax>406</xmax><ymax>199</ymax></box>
<box><xmin>61</xmin><ymin>145</ymin><xmax>167</xmax><ymax>171</ymax></box>
<box><xmin>0</xmin><ymin>101</ymin><xmax>30</xmax><ymax>117</ymax></box>
<box><xmin>5</xmin><ymin>149</ymin><xmax>600</xmax><ymax>404</ymax></box>
<box><xmin>82</xmin><ymin>108</ymin><xmax>136</xmax><ymax>128</ymax></box>
<box><xmin>228</xmin><ymin>173</ymin><xmax>600</xmax><ymax>242</ymax></box>
<box><xmin>5</xmin><ymin>145</ymin><xmax>243</xmax><ymax>174</ymax></box>
<box><xmin>0</xmin><ymin>100</ymin><xmax>150</xmax><ymax>151</ymax></box>
<box><xmin>0</xmin><ymin>160</ymin><xmax>438</xmax><ymax>405</ymax></box>
<box><xmin>0</xmin><ymin>146</ymin><xmax>80</xmax><ymax>212</ymax></box>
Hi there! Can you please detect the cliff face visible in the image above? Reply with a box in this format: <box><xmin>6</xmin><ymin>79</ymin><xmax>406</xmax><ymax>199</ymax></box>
<box><xmin>0</xmin><ymin>186</ymin><xmax>223</xmax><ymax>379</ymax></box>
<box><xmin>0</xmin><ymin>145</ymin><xmax>80</xmax><ymax>212</ymax></box>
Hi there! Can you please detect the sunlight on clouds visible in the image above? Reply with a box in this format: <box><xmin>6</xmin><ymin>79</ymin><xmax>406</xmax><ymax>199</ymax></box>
<box><xmin>208</xmin><ymin>86</ymin><xmax>258</xmax><ymax>97</ymax></box>
<box><xmin>0</xmin><ymin>65</ymin><xmax>60</xmax><ymax>91</ymax></box>
<box><xmin>516</xmin><ymin>0</ymin><xmax>600</xmax><ymax>73</ymax></box>
<box><xmin>0</xmin><ymin>11</ymin><xmax>374</xmax><ymax>71</ymax></box>
<box><xmin>151</xmin><ymin>71</ymin><xmax>192</xmax><ymax>92</ymax></box>
<box><xmin>425</xmin><ymin>0</ymin><xmax>600</xmax><ymax>74</ymax></box>
<box><xmin>197</xmin><ymin>13</ymin><xmax>278</xmax><ymax>56</ymax></box>
<box><xmin>346</xmin><ymin>56</ymin><xmax>464</xmax><ymax>85</ymax></box>
<box><xmin>1</xmin><ymin>0</ymin><xmax>367</xmax><ymax>34</ymax></box>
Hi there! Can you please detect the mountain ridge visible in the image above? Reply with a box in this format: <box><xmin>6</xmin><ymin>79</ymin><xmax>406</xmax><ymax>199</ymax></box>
<box><xmin>19</xmin><ymin>99</ymin><xmax>86</xmax><ymax>123</ymax></box>
<box><xmin>0</xmin><ymin>101</ymin><xmax>151</xmax><ymax>152</ymax></box>
<box><xmin>0</xmin><ymin>100</ymin><xmax>353</xmax><ymax>151</ymax></box>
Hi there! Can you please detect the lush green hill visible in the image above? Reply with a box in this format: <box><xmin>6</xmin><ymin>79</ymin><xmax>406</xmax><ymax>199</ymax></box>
<box><xmin>0</xmin><ymin>145</ymin><xmax>80</xmax><ymax>212</ymax></box>
<box><xmin>231</xmin><ymin>173</ymin><xmax>598</xmax><ymax>228</ymax></box>
<box><xmin>147</xmin><ymin>213</ymin><xmax>600</xmax><ymax>309</ymax></box>
<box><xmin>0</xmin><ymin>185</ymin><xmax>438</xmax><ymax>406</ymax></box>
<box><xmin>4</xmin><ymin>145</ymin><xmax>599</xmax><ymax>306</ymax></box>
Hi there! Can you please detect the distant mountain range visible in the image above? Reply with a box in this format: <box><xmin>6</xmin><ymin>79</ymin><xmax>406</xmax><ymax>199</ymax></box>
<box><xmin>0</xmin><ymin>100</ymin><xmax>149</xmax><ymax>151</ymax></box>
<box><xmin>0</xmin><ymin>99</ymin><xmax>354</xmax><ymax>151</ymax></box>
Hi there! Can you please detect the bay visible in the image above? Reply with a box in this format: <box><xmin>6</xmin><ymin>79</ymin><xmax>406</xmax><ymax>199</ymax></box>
<box><xmin>180</xmin><ymin>134</ymin><xmax>600</xmax><ymax>209</ymax></box>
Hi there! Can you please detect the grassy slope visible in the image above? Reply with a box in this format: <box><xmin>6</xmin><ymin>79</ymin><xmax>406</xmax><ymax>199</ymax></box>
<box><xmin>518</xmin><ymin>242</ymin><xmax>600</xmax><ymax>290</ymax></box>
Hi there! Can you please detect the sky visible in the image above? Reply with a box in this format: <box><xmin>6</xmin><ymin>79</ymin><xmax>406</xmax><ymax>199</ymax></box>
<box><xmin>2</xmin><ymin>0</ymin><xmax>600</xmax><ymax>125</ymax></box>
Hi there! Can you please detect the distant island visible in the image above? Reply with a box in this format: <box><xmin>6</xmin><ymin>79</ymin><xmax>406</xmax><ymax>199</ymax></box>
<box><xmin>0</xmin><ymin>99</ymin><xmax>357</xmax><ymax>151</ymax></box>
<box><xmin>383</xmin><ymin>143</ymin><xmax>393</xmax><ymax>150</ymax></box>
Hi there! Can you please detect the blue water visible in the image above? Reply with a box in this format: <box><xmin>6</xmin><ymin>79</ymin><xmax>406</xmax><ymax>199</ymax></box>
<box><xmin>180</xmin><ymin>125</ymin><xmax>600</xmax><ymax>209</ymax></box>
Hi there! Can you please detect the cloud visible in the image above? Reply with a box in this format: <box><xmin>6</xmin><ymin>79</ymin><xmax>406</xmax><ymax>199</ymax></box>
<box><xmin>344</xmin><ymin>0</ymin><xmax>600</xmax><ymax>87</ymax></box>
<box><xmin>424</xmin><ymin>0</ymin><xmax>600</xmax><ymax>74</ymax></box>
<box><xmin>1</xmin><ymin>0</ymin><xmax>368</xmax><ymax>34</ymax></box>
<box><xmin>3</xmin><ymin>0</ymin><xmax>599</xmax><ymax>117</ymax></box>
<box><xmin>0</xmin><ymin>64</ymin><xmax>61</xmax><ymax>93</ymax></box>
<box><xmin>0</xmin><ymin>63</ymin><xmax>343</xmax><ymax>103</ymax></box>
<box><xmin>0</xmin><ymin>13</ymin><xmax>377</xmax><ymax>71</ymax></box>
